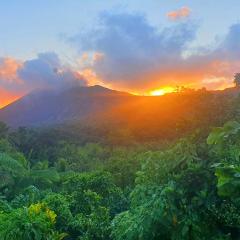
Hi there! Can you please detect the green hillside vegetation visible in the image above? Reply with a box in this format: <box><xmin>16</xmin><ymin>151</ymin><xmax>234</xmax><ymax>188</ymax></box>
<box><xmin>1</xmin><ymin>90</ymin><xmax>240</xmax><ymax>239</ymax></box>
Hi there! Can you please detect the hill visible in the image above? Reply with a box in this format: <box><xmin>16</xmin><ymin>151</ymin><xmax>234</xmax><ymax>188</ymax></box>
<box><xmin>0</xmin><ymin>85</ymin><xmax>132</xmax><ymax>127</ymax></box>
<box><xmin>0</xmin><ymin>86</ymin><xmax>239</xmax><ymax>142</ymax></box>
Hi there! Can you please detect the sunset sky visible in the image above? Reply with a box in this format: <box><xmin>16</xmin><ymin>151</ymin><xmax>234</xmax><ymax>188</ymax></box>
<box><xmin>1</xmin><ymin>0</ymin><xmax>240</xmax><ymax>107</ymax></box>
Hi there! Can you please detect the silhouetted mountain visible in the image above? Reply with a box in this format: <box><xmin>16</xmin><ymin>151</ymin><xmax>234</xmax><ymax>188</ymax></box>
<box><xmin>0</xmin><ymin>85</ymin><xmax>240</xmax><ymax>136</ymax></box>
<box><xmin>0</xmin><ymin>85</ymin><xmax>132</xmax><ymax>127</ymax></box>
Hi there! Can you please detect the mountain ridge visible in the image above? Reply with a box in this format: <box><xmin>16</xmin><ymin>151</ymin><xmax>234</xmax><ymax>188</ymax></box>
<box><xmin>0</xmin><ymin>85</ymin><xmax>134</xmax><ymax>127</ymax></box>
<box><xmin>1</xmin><ymin>85</ymin><xmax>240</xmax><ymax>128</ymax></box>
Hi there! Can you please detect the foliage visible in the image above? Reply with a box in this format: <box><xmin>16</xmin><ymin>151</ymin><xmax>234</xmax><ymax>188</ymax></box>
<box><xmin>112</xmin><ymin>122</ymin><xmax>240</xmax><ymax>240</ymax></box>
<box><xmin>62</xmin><ymin>171</ymin><xmax>127</xmax><ymax>216</ymax></box>
<box><xmin>0</xmin><ymin>203</ymin><xmax>66</xmax><ymax>240</ymax></box>
<box><xmin>2</xmin><ymin>113</ymin><xmax>240</xmax><ymax>239</ymax></box>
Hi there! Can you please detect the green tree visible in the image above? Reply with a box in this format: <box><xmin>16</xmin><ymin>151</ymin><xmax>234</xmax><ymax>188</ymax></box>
<box><xmin>112</xmin><ymin>139</ymin><xmax>233</xmax><ymax>239</ymax></box>
<box><xmin>0</xmin><ymin>203</ymin><xmax>66</xmax><ymax>240</ymax></box>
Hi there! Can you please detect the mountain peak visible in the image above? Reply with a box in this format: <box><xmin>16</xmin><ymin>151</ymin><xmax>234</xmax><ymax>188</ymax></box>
<box><xmin>0</xmin><ymin>85</ymin><xmax>132</xmax><ymax>127</ymax></box>
<box><xmin>64</xmin><ymin>85</ymin><xmax>131</xmax><ymax>97</ymax></box>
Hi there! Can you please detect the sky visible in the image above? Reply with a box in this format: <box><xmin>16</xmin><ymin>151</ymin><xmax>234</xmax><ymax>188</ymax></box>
<box><xmin>1</xmin><ymin>0</ymin><xmax>240</xmax><ymax>107</ymax></box>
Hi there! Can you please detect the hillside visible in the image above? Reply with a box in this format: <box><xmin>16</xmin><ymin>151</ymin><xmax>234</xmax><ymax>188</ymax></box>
<box><xmin>0</xmin><ymin>85</ymin><xmax>132</xmax><ymax>127</ymax></box>
<box><xmin>0</xmin><ymin>86</ymin><xmax>239</xmax><ymax>142</ymax></box>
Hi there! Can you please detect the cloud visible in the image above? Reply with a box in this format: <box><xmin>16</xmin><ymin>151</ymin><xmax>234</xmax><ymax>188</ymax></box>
<box><xmin>167</xmin><ymin>7</ymin><xmax>191</xmax><ymax>21</ymax></box>
<box><xmin>70</xmin><ymin>12</ymin><xmax>197</xmax><ymax>91</ymax></box>
<box><xmin>0</xmin><ymin>52</ymin><xmax>87</xmax><ymax>107</ymax></box>
<box><xmin>0</xmin><ymin>58</ymin><xmax>22</xmax><ymax>84</ymax></box>
<box><xmin>69</xmin><ymin>11</ymin><xmax>240</xmax><ymax>92</ymax></box>
<box><xmin>1</xmin><ymin>11</ymin><xmax>240</xmax><ymax>108</ymax></box>
<box><xmin>217</xmin><ymin>23</ymin><xmax>240</xmax><ymax>60</ymax></box>
<box><xmin>18</xmin><ymin>52</ymin><xmax>87</xmax><ymax>91</ymax></box>
<box><xmin>0</xmin><ymin>52</ymin><xmax>87</xmax><ymax>92</ymax></box>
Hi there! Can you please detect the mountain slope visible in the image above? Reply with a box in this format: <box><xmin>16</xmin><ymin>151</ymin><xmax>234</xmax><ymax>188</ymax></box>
<box><xmin>0</xmin><ymin>85</ymin><xmax>239</xmax><ymax>136</ymax></box>
<box><xmin>0</xmin><ymin>85</ymin><xmax>132</xmax><ymax>127</ymax></box>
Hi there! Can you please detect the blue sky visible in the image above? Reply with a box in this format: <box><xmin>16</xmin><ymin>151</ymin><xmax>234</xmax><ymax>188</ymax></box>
<box><xmin>1</xmin><ymin>0</ymin><xmax>240</xmax><ymax>107</ymax></box>
<box><xmin>1</xmin><ymin>0</ymin><xmax>239</xmax><ymax>60</ymax></box>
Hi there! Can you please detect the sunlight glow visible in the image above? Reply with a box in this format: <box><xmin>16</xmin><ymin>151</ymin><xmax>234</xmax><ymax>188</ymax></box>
<box><xmin>149</xmin><ymin>87</ymin><xmax>175</xmax><ymax>96</ymax></box>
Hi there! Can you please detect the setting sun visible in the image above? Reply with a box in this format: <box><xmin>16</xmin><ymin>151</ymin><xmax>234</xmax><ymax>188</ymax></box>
<box><xmin>149</xmin><ymin>87</ymin><xmax>175</xmax><ymax>96</ymax></box>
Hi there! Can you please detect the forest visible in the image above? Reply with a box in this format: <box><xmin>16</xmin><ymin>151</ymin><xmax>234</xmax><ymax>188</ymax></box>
<box><xmin>0</xmin><ymin>89</ymin><xmax>240</xmax><ymax>239</ymax></box>
<box><xmin>1</xmin><ymin>0</ymin><xmax>240</xmax><ymax>239</ymax></box>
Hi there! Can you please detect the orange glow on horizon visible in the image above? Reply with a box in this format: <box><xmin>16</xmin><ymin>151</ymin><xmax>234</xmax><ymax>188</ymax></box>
<box><xmin>149</xmin><ymin>87</ymin><xmax>175</xmax><ymax>96</ymax></box>
<box><xmin>0</xmin><ymin>89</ymin><xmax>22</xmax><ymax>109</ymax></box>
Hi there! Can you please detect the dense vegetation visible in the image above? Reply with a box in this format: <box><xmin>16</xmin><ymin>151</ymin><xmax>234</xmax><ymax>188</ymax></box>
<box><xmin>1</xmin><ymin>90</ymin><xmax>240</xmax><ymax>239</ymax></box>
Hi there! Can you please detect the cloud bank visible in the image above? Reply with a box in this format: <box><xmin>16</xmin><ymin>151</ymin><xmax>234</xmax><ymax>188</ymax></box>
<box><xmin>70</xmin><ymin>11</ymin><xmax>240</xmax><ymax>93</ymax></box>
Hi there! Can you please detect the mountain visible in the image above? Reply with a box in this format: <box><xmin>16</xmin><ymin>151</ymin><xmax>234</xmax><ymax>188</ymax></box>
<box><xmin>0</xmin><ymin>85</ymin><xmax>133</xmax><ymax>127</ymax></box>
<box><xmin>0</xmin><ymin>85</ymin><xmax>239</xmax><ymax>137</ymax></box>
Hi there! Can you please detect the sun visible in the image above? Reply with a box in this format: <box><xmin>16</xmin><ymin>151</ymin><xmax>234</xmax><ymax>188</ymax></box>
<box><xmin>149</xmin><ymin>87</ymin><xmax>175</xmax><ymax>96</ymax></box>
